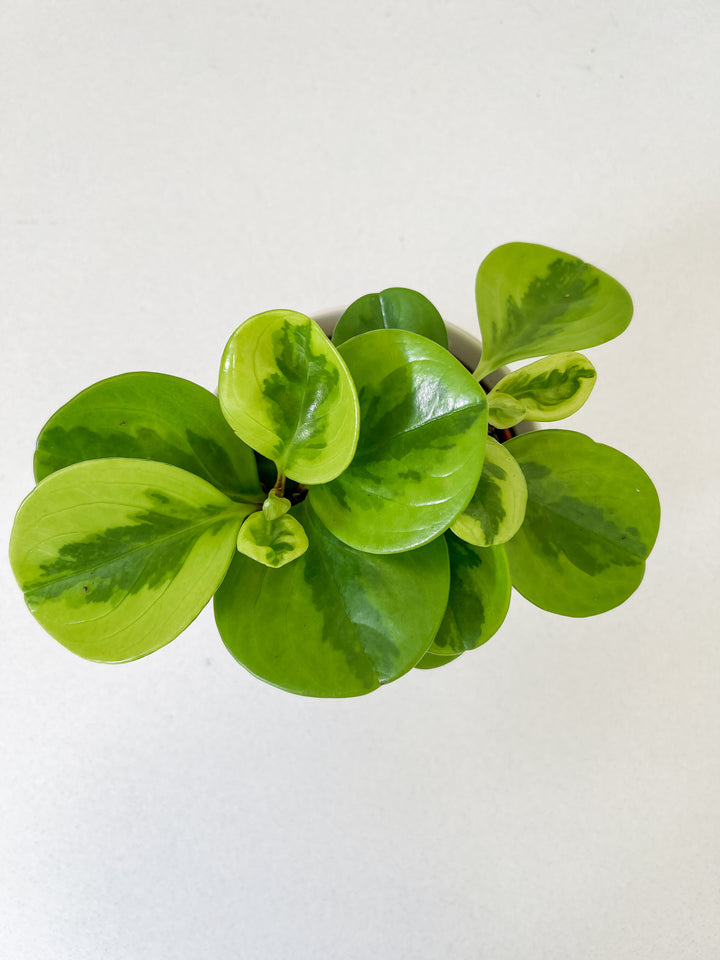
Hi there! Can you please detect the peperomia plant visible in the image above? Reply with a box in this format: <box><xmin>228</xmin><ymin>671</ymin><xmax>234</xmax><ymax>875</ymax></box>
<box><xmin>9</xmin><ymin>242</ymin><xmax>660</xmax><ymax>697</ymax></box>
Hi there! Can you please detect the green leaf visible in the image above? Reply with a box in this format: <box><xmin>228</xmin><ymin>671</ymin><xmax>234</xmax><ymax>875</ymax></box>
<box><xmin>219</xmin><ymin>310</ymin><xmax>360</xmax><ymax>484</ymax></box>
<box><xmin>236</xmin><ymin>494</ymin><xmax>309</xmax><ymax>568</ymax></box>
<box><xmin>9</xmin><ymin>458</ymin><xmax>251</xmax><ymax>662</ymax></box>
<box><xmin>474</xmin><ymin>243</ymin><xmax>633</xmax><ymax>379</ymax></box>
<box><xmin>332</xmin><ymin>287</ymin><xmax>448</xmax><ymax>348</ymax></box>
<box><xmin>215</xmin><ymin>501</ymin><xmax>450</xmax><ymax>697</ymax></box>
<box><xmin>451</xmin><ymin>437</ymin><xmax>527</xmax><ymax>547</ymax></box>
<box><xmin>261</xmin><ymin>489</ymin><xmax>292</xmax><ymax>521</ymax></box>
<box><xmin>504</xmin><ymin>430</ymin><xmax>660</xmax><ymax>616</ymax></box>
<box><xmin>310</xmin><ymin>329</ymin><xmax>488</xmax><ymax>553</ymax></box>
<box><xmin>487</xmin><ymin>392</ymin><xmax>527</xmax><ymax>430</ymax></box>
<box><xmin>489</xmin><ymin>353</ymin><xmax>596</xmax><ymax>423</ymax></box>
<box><xmin>414</xmin><ymin>651</ymin><xmax>462</xmax><ymax>670</ymax></box>
<box><xmin>34</xmin><ymin>372</ymin><xmax>262</xmax><ymax>501</ymax></box>
<box><xmin>429</xmin><ymin>534</ymin><xmax>511</xmax><ymax>655</ymax></box>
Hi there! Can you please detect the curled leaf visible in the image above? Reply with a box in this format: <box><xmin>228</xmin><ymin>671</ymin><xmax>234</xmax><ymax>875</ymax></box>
<box><xmin>488</xmin><ymin>392</ymin><xmax>527</xmax><ymax>430</ymax></box>
<box><xmin>236</xmin><ymin>500</ymin><xmax>309</xmax><ymax>569</ymax></box>
<box><xmin>219</xmin><ymin>310</ymin><xmax>359</xmax><ymax>484</ymax></box>
<box><xmin>451</xmin><ymin>437</ymin><xmax>527</xmax><ymax>547</ymax></box>
<box><xmin>489</xmin><ymin>353</ymin><xmax>596</xmax><ymax>423</ymax></box>
<box><xmin>262</xmin><ymin>489</ymin><xmax>292</xmax><ymax>521</ymax></box>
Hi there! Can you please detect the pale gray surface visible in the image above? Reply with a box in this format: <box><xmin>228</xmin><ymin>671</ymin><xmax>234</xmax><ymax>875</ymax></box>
<box><xmin>1</xmin><ymin>2</ymin><xmax>719</xmax><ymax>958</ymax></box>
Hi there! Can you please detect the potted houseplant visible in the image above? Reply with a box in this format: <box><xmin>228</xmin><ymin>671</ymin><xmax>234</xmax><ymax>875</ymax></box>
<box><xmin>8</xmin><ymin>242</ymin><xmax>660</xmax><ymax>697</ymax></box>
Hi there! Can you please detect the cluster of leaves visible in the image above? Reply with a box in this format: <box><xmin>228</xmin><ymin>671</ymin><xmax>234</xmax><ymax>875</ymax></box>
<box><xmin>9</xmin><ymin>243</ymin><xmax>660</xmax><ymax>697</ymax></box>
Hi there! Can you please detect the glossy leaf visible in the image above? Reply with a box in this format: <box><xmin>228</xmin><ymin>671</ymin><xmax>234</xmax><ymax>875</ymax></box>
<box><xmin>488</xmin><ymin>353</ymin><xmax>596</xmax><ymax>424</ymax></box>
<box><xmin>215</xmin><ymin>501</ymin><xmax>450</xmax><ymax>697</ymax></box>
<box><xmin>504</xmin><ymin>430</ymin><xmax>660</xmax><ymax>616</ymax></box>
<box><xmin>451</xmin><ymin>437</ymin><xmax>527</xmax><ymax>547</ymax></box>
<box><xmin>34</xmin><ymin>372</ymin><xmax>262</xmax><ymax>501</ymax></box>
<box><xmin>310</xmin><ymin>329</ymin><xmax>488</xmax><ymax>553</ymax></box>
<box><xmin>474</xmin><ymin>243</ymin><xmax>633</xmax><ymax>380</ymax></box>
<box><xmin>332</xmin><ymin>287</ymin><xmax>448</xmax><ymax>348</ymax></box>
<box><xmin>428</xmin><ymin>534</ymin><xmax>511</xmax><ymax>655</ymax></box>
<box><xmin>262</xmin><ymin>489</ymin><xmax>292</xmax><ymax>521</ymax></box>
<box><xmin>236</xmin><ymin>494</ymin><xmax>309</xmax><ymax>568</ymax></box>
<box><xmin>415</xmin><ymin>651</ymin><xmax>462</xmax><ymax>670</ymax></box>
<box><xmin>9</xmin><ymin>458</ymin><xmax>252</xmax><ymax>662</ymax></box>
<box><xmin>487</xmin><ymin>392</ymin><xmax>527</xmax><ymax>430</ymax></box>
<box><xmin>219</xmin><ymin>310</ymin><xmax>359</xmax><ymax>484</ymax></box>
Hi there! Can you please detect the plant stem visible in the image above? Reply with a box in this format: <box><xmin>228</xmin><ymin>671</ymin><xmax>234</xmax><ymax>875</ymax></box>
<box><xmin>273</xmin><ymin>473</ymin><xmax>286</xmax><ymax>498</ymax></box>
<box><xmin>472</xmin><ymin>357</ymin><xmax>495</xmax><ymax>382</ymax></box>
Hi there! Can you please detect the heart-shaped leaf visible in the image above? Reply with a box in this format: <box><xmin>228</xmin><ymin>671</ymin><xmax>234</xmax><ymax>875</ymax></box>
<box><xmin>9</xmin><ymin>458</ymin><xmax>252</xmax><ymax>662</ymax></box>
<box><xmin>34</xmin><ymin>372</ymin><xmax>262</xmax><ymax>501</ymax></box>
<box><xmin>219</xmin><ymin>310</ymin><xmax>359</xmax><ymax>484</ymax></box>
<box><xmin>310</xmin><ymin>329</ymin><xmax>488</xmax><ymax>553</ymax></box>
<box><xmin>451</xmin><ymin>437</ymin><xmax>527</xmax><ymax>547</ymax></box>
<box><xmin>428</xmin><ymin>534</ymin><xmax>511</xmax><ymax>655</ymax></box>
<box><xmin>488</xmin><ymin>353</ymin><xmax>596</xmax><ymax>425</ymax></box>
<box><xmin>332</xmin><ymin>287</ymin><xmax>448</xmax><ymax>348</ymax></box>
<box><xmin>215</xmin><ymin>501</ymin><xmax>450</xmax><ymax>697</ymax></box>
<box><xmin>504</xmin><ymin>430</ymin><xmax>660</xmax><ymax>616</ymax></box>
<box><xmin>474</xmin><ymin>243</ymin><xmax>633</xmax><ymax>380</ymax></box>
<box><xmin>236</xmin><ymin>494</ymin><xmax>309</xmax><ymax>568</ymax></box>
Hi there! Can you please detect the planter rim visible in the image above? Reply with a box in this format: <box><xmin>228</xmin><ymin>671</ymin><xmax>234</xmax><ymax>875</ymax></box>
<box><xmin>311</xmin><ymin>307</ymin><xmax>535</xmax><ymax>436</ymax></box>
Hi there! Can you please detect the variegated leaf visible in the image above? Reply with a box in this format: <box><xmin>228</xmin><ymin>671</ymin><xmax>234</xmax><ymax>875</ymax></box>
<box><xmin>451</xmin><ymin>437</ymin><xmax>527</xmax><ymax>547</ymax></box>
<box><xmin>474</xmin><ymin>243</ymin><xmax>633</xmax><ymax>380</ymax></box>
<box><xmin>488</xmin><ymin>392</ymin><xmax>527</xmax><ymax>430</ymax></box>
<box><xmin>219</xmin><ymin>310</ymin><xmax>359</xmax><ymax>484</ymax></box>
<box><xmin>505</xmin><ymin>430</ymin><xmax>661</xmax><ymax>616</ymax></box>
<box><xmin>309</xmin><ymin>329</ymin><xmax>488</xmax><ymax>553</ymax></box>
<box><xmin>489</xmin><ymin>353</ymin><xmax>596</xmax><ymax>423</ymax></box>
<box><xmin>215</xmin><ymin>501</ymin><xmax>450</xmax><ymax>697</ymax></box>
<box><xmin>332</xmin><ymin>287</ymin><xmax>448</xmax><ymax>348</ymax></box>
<box><xmin>428</xmin><ymin>534</ymin><xmax>511</xmax><ymax>655</ymax></box>
<box><xmin>9</xmin><ymin>458</ymin><xmax>252</xmax><ymax>662</ymax></box>
<box><xmin>34</xmin><ymin>372</ymin><xmax>262</xmax><ymax>501</ymax></box>
<box><xmin>236</xmin><ymin>494</ymin><xmax>309</xmax><ymax>568</ymax></box>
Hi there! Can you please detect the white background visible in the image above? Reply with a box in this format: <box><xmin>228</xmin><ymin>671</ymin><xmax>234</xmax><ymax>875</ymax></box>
<box><xmin>2</xmin><ymin>2</ymin><xmax>719</xmax><ymax>957</ymax></box>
